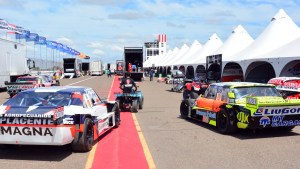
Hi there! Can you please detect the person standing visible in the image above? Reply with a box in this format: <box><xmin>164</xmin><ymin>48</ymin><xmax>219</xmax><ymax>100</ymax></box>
<box><xmin>149</xmin><ymin>68</ymin><xmax>154</xmax><ymax>81</ymax></box>
<box><xmin>107</xmin><ymin>69</ymin><xmax>111</xmax><ymax>78</ymax></box>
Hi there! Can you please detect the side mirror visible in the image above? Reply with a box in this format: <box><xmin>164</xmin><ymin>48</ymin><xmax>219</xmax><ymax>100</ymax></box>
<box><xmin>228</xmin><ymin>92</ymin><xmax>235</xmax><ymax>99</ymax></box>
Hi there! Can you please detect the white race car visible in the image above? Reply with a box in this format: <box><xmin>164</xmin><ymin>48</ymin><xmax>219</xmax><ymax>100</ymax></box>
<box><xmin>0</xmin><ymin>86</ymin><xmax>120</xmax><ymax>152</ymax></box>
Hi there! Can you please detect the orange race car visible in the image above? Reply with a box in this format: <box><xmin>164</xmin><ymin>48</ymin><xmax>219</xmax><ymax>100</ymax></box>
<box><xmin>180</xmin><ymin>82</ymin><xmax>300</xmax><ymax>134</ymax></box>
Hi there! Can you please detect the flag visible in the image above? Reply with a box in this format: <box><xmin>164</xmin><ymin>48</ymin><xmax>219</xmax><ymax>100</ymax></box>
<box><xmin>16</xmin><ymin>30</ymin><xmax>30</xmax><ymax>39</ymax></box>
<box><xmin>46</xmin><ymin>40</ymin><xmax>58</xmax><ymax>49</ymax></box>
<box><xmin>0</xmin><ymin>19</ymin><xmax>8</xmax><ymax>31</ymax></box>
<box><xmin>34</xmin><ymin>36</ymin><xmax>47</xmax><ymax>45</ymax></box>
<box><xmin>57</xmin><ymin>43</ymin><xmax>64</xmax><ymax>51</ymax></box>
<box><xmin>26</xmin><ymin>33</ymin><xmax>39</xmax><ymax>42</ymax></box>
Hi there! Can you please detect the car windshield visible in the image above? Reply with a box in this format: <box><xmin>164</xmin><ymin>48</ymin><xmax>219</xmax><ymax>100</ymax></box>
<box><xmin>3</xmin><ymin>91</ymin><xmax>82</xmax><ymax>107</ymax></box>
<box><xmin>233</xmin><ymin>86</ymin><xmax>281</xmax><ymax>99</ymax></box>
<box><xmin>16</xmin><ymin>77</ymin><xmax>38</xmax><ymax>82</ymax></box>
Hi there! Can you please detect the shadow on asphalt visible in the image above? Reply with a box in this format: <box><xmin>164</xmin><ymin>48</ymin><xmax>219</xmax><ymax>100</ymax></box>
<box><xmin>0</xmin><ymin>144</ymin><xmax>72</xmax><ymax>161</ymax></box>
<box><xmin>180</xmin><ymin>117</ymin><xmax>300</xmax><ymax>140</ymax></box>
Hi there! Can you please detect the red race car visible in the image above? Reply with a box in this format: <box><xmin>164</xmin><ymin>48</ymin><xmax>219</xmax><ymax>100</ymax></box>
<box><xmin>268</xmin><ymin>77</ymin><xmax>300</xmax><ymax>99</ymax></box>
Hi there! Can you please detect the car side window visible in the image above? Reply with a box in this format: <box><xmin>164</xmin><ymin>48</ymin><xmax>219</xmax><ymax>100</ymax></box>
<box><xmin>83</xmin><ymin>93</ymin><xmax>92</xmax><ymax>108</ymax></box>
<box><xmin>204</xmin><ymin>86</ymin><xmax>216</xmax><ymax>99</ymax></box>
<box><xmin>89</xmin><ymin>90</ymin><xmax>101</xmax><ymax>105</ymax></box>
<box><xmin>221</xmin><ymin>87</ymin><xmax>230</xmax><ymax>102</ymax></box>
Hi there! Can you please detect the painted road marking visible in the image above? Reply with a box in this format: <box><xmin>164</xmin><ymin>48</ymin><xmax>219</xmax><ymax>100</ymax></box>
<box><xmin>85</xmin><ymin>76</ymin><xmax>115</xmax><ymax>169</ymax></box>
<box><xmin>66</xmin><ymin>76</ymin><xmax>96</xmax><ymax>86</ymax></box>
<box><xmin>132</xmin><ymin>114</ymin><xmax>156</xmax><ymax>169</ymax></box>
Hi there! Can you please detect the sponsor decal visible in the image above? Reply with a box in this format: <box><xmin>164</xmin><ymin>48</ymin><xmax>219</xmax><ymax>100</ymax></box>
<box><xmin>98</xmin><ymin>118</ymin><xmax>109</xmax><ymax>134</ymax></box>
<box><xmin>0</xmin><ymin>114</ymin><xmax>51</xmax><ymax>118</ymax></box>
<box><xmin>271</xmin><ymin>116</ymin><xmax>300</xmax><ymax>127</ymax></box>
<box><xmin>237</xmin><ymin>112</ymin><xmax>249</xmax><ymax>123</ymax></box>
<box><xmin>196</xmin><ymin>110</ymin><xmax>216</xmax><ymax>119</ymax></box>
<box><xmin>0</xmin><ymin>118</ymin><xmax>54</xmax><ymax>125</ymax></box>
<box><xmin>63</xmin><ymin>118</ymin><xmax>74</xmax><ymax>125</ymax></box>
<box><xmin>0</xmin><ymin>126</ymin><xmax>53</xmax><ymax>136</ymax></box>
<box><xmin>246</xmin><ymin>97</ymin><xmax>257</xmax><ymax>105</ymax></box>
<box><xmin>254</xmin><ymin>106</ymin><xmax>300</xmax><ymax>116</ymax></box>
<box><xmin>259</xmin><ymin>116</ymin><xmax>271</xmax><ymax>127</ymax></box>
<box><xmin>53</xmin><ymin>107</ymin><xmax>64</xmax><ymax>120</ymax></box>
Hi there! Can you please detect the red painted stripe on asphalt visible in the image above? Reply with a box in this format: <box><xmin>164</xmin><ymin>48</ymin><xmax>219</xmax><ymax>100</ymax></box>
<box><xmin>91</xmin><ymin>75</ymin><xmax>149</xmax><ymax>169</ymax></box>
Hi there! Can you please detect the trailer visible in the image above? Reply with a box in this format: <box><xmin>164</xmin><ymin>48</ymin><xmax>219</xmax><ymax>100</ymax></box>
<box><xmin>0</xmin><ymin>38</ymin><xmax>35</xmax><ymax>88</ymax></box>
<box><xmin>80</xmin><ymin>62</ymin><xmax>90</xmax><ymax>75</ymax></box>
<box><xmin>124</xmin><ymin>47</ymin><xmax>143</xmax><ymax>81</ymax></box>
<box><xmin>90</xmin><ymin>60</ymin><xmax>103</xmax><ymax>76</ymax></box>
<box><xmin>62</xmin><ymin>58</ymin><xmax>81</xmax><ymax>79</ymax></box>
<box><xmin>115</xmin><ymin>60</ymin><xmax>124</xmax><ymax>75</ymax></box>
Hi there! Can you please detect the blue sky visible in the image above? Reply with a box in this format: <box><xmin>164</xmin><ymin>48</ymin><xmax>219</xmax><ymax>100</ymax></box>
<box><xmin>1</xmin><ymin>0</ymin><xmax>300</xmax><ymax>63</ymax></box>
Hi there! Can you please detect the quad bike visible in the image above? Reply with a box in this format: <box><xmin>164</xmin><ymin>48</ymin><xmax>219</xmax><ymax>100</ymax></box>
<box><xmin>115</xmin><ymin>86</ymin><xmax>144</xmax><ymax>113</ymax></box>
<box><xmin>183</xmin><ymin>79</ymin><xmax>209</xmax><ymax>99</ymax></box>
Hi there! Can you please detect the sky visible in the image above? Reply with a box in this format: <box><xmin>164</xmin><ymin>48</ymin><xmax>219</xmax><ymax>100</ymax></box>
<box><xmin>1</xmin><ymin>0</ymin><xmax>300</xmax><ymax>63</ymax></box>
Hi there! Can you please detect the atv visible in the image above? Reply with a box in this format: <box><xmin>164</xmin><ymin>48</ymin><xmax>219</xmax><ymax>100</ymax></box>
<box><xmin>115</xmin><ymin>86</ymin><xmax>144</xmax><ymax>113</ymax></box>
<box><xmin>183</xmin><ymin>78</ymin><xmax>209</xmax><ymax>99</ymax></box>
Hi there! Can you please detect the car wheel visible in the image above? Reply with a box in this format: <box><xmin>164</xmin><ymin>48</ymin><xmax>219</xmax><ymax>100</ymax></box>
<box><xmin>131</xmin><ymin>99</ymin><xmax>138</xmax><ymax>113</ymax></box>
<box><xmin>217</xmin><ymin>108</ymin><xmax>237</xmax><ymax>134</ymax></box>
<box><xmin>71</xmin><ymin>118</ymin><xmax>94</xmax><ymax>152</ymax></box>
<box><xmin>190</xmin><ymin>91</ymin><xmax>199</xmax><ymax>99</ymax></box>
<box><xmin>112</xmin><ymin>103</ymin><xmax>121</xmax><ymax>128</ymax></box>
<box><xmin>180</xmin><ymin>99</ymin><xmax>192</xmax><ymax>119</ymax></box>
<box><xmin>138</xmin><ymin>97</ymin><xmax>143</xmax><ymax>109</ymax></box>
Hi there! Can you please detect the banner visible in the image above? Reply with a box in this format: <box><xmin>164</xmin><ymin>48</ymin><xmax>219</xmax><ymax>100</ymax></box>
<box><xmin>0</xmin><ymin>18</ymin><xmax>8</xmax><ymax>31</ymax></box>
<box><xmin>46</xmin><ymin>40</ymin><xmax>58</xmax><ymax>49</ymax></box>
<box><xmin>16</xmin><ymin>30</ymin><xmax>30</xmax><ymax>39</ymax></box>
<box><xmin>26</xmin><ymin>33</ymin><xmax>39</xmax><ymax>42</ymax></box>
<box><xmin>7</xmin><ymin>24</ymin><xmax>23</xmax><ymax>34</ymax></box>
<box><xmin>34</xmin><ymin>36</ymin><xmax>47</xmax><ymax>45</ymax></box>
<box><xmin>57</xmin><ymin>43</ymin><xmax>64</xmax><ymax>51</ymax></box>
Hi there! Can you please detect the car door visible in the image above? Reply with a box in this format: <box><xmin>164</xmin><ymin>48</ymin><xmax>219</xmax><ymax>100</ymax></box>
<box><xmin>197</xmin><ymin>85</ymin><xmax>215</xmax><ymax>111</ymax></box>
<box><xmin>86</xmin><ymin>89</ymin><xmax>107</xmax><ymax>117</ymax></box>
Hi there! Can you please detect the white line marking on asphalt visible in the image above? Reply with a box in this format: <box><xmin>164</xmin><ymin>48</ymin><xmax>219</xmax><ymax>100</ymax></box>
<box><xmin>66</xmin><ymin>76</ymin><xmax>96</xmax><ymax>86</ymax></box>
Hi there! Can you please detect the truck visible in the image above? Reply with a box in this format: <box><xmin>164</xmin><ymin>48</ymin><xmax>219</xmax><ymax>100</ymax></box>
<box><xmin>0</xmin><ymin>38</ymin><xmax>35</xmax><ymax>88</ymax></box>
<box><xmin>124</xmin><ymin>47</ymin><xmax>143</xmax><ymax>81</ymax></box>
<box><xmin>115</xmin><ymin>60</ymin><xmax>124</xmax><ymax>75</ymax></box>
<box><xmin>90</xmin><ymin>60</ymin><xmax>103</xmax><ymax>76</ymax></box>
<box><xmin>80</xmin><ymin>62</ymin><xmax>90</xmax><ymax>75</ymax></box>
<box><xmin>62</xmin><ymin>58</ymin><xmax>81</xmax><ymax>79</ymax></box>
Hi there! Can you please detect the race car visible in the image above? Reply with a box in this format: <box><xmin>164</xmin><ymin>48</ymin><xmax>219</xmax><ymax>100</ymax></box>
<box><xmin>5</xmin><ymin>76</ymin><xmax>53</xmax><ymax>97</ymax></box>
<box><xmin>180</xmin><ymin>82</ymin><xmax>300</xmax><ymax>134</ymax></box>
<box><xmin>268</xmin><ymin>77</ymin><xmax>300</xmax><ymax>99</ymax></box>
<box><xmin>0</xmin><ymin>86</ymin><xmax>120</xmax><ymax>152</ymax></box>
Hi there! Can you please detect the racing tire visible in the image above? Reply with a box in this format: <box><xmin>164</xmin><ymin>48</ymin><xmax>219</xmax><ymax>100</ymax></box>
<box><xmin>190</xmin><ymin>91</ymin><xmax>199</xmax><ymax>99</ymax></box>
<box><xmin>71</xmin><ymin>118</ymin><xmax>94</xmax><ymax>152</ymax></box>
<box><xmin>112</xmin><ymin>103</ymin><xmax>121</xmax><ymax>128</ymax></box>
<box><xmin>138</xmin><ymin>97</ymin><xmax>143</xmax><ymax>110</ymax></box>
<box><xmin>131</xmin><ymin>99</ymin><xmax>138</xmax><ymax>113</ymax></box>
<box><xmin>217</xmin><ymin>108</ymin><xmax>237</xmax><ymax>134</ymax></box>
<box><xmin>180</xmin><ymin>99</ymin><xmax>193</xmax><ymax>119</ymax></box>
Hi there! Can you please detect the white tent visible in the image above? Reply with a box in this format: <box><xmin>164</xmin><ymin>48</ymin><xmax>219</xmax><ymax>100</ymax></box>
<box><xmin>143</xmin><ymin>56</ymin><xmax>158</xmax><ymax>68</ymax></box>
<box><xmin>156</xmin><ymin>47</ymin><xmax>179</xmax><ymax>67</ymax></box>
<box><xmin>186</xmin><ymin>33</ymin><xmax>223</xmax><ymax>65</ymax></box>
<box><xmin>213</xmin><ymin>25</ymin><xmax>254</xmax><ymax>59</ymax></box>
<box><xmin>227</xmin><ymin>9</ymin><xmax>300</xmax><ymax>62</ymax></box>
<box><xmin>172</xmin><ymin>40</ymin><xmax>202</xmax><ymax>66</ymax></box>
<box><xmin>161</xmin><ymin>44</ymin><xmax>189</xmax><ymax>66</ymax></box>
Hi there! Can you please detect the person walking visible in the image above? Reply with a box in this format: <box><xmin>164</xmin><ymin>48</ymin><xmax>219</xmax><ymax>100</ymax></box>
<box><xmin>107</xmin><ymin>69</ymin><xmax>111</xmax><ymax>78</ymax></box>
<box><xmin>149</xmin><ymin>68</ymin><xmax>154</xmax><ymax>81</ymax></box>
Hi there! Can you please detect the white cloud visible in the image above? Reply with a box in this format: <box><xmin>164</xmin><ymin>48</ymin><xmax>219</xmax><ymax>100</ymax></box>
<box><xmin>87</xmin><ymin>42</ymin><xmax>103</xmax><ymax>48</ymax></box>
<box><xmin>92</xmin><ymin>49</ymin><xmax>105</xmax><ymax>56</ymax></box>
<box><xmin>55</xmin><ymin>37</ymin><xmax>74</xmax><ymax>46</ymax></box>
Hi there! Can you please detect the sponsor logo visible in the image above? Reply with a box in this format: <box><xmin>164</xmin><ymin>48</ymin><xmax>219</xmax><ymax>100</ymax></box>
<box><xmin>196</xmin><ymin>110</ymin><xmax>216</xmax><ymax>119</ymax></box>
<box><xmin>0</xmin><ymin>114</ymin><xmax>51</xmax><ymax>118</ymax></box>
<box><xmin>0</xmin><ymin>118</ymin><xmax>54</xmax><ymax>125</ymax></box>
<box><xmin>259</xmin><ymin>116</ymin><xmax>270</xmax><ymax>127</ymax></box>
<box><xmin>254</xmin><ymin>107</ymin><xmax>300</xmax><ymax>116</ymax></box>
<box><xmin>237</xmin><ymin>112</ymin><xmax>249</xmax><ymax>123</ymax></box>
<box><xmin>53</xmin><ymin>107</ymin><xmax>64</xmax><ymax>120</ymax></box>
<box><xmin>0</xmin><ymin>126</ymin><xmax>53</xmax><ymax>136</ymax></box>
<box><xmin>271</xmin><ymin>116</ymin><xmax>300</xmax><ymax>127</ymax></box>
<box><xmin>246</xmin><ymin>97</ymin><xmax>257</xmax><ymax>105</ymax></box>
<box><xmin>63</xmin><ymin>118</ymin><xmax>74</xmax><ymax>125</ymax></box>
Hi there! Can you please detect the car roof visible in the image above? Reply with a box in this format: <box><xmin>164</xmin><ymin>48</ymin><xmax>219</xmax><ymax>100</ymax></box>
<box><xmin>211</xmin><ymin>82</ymin><xmax>274</xmax><ymax>88</ymax></box>
<box><xmin>23</xmin><ymin>86</ymin><xmax>90</xmax><ymax>94</ymax></box>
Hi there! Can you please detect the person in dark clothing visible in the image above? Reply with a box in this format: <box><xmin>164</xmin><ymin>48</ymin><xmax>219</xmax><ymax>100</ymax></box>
<box><xmin>120</xmin><ymin>72</ymin><xmax>137</xmax><ymax>93</ymax></box>
<box><xmin>149</xmin><ymin>68</ymin><xmax>154</xmax><ymax>81</ymax></box>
